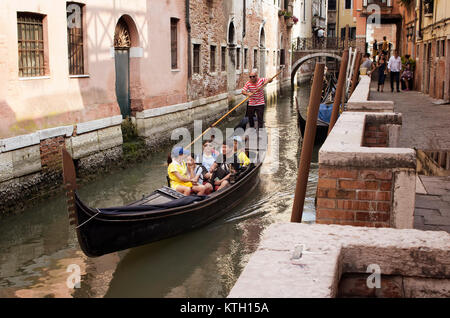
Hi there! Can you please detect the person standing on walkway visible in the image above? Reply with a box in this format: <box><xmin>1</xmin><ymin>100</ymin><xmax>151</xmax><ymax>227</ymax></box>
<box><xmin>375</xmin><ymin>55</ymin><xmax>387</xmax><ymax>92</ymax></box>
<box><xmin>372</xmin><ymin>40</ymin><xmax>378</xmax><ymax>62</ymax></box>
<box><xmin>388</xmin><ymin>50</ymin><xmax>402</xmax><ymax>93</ymax></box>
<box><xmin>381</xmin><ymin>36</ymin><xmax>390</xmax><ymax>57</ymax></box>
<box><xmin>242</xmin><ymin>69</ymin><xmax>272</xmax><ymax>129</ymax></box>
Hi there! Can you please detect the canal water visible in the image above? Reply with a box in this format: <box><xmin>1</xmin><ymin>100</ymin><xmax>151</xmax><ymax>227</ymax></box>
<box><xmin>0</xmin><ymin>85</ymin><xmax>319</xmax><ymax>298</ymax></box>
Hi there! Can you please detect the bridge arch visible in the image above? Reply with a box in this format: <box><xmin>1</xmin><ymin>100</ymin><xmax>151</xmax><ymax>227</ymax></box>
<box><xmin>291</xmin><ymin>52</ymin><xmax>342</xmax><ymax>86</ymax></box>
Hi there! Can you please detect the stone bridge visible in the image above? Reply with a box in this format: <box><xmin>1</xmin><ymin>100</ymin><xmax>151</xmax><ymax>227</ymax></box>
<box><xmin>290</xmin><ymin>37</ymin><xmax>349</xmax><ymax>86</ymax></box>
<box><xmin>291</xmin><ymin>50</ymin><xmax>343</xmax><ymax>86</ymax></box>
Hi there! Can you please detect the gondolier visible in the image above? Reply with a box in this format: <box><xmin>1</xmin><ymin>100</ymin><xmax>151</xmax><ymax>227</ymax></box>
<box><xmin>241</xmin><ymin>69</ymin><xmax>273</xmax><ymax>129</ymax></box>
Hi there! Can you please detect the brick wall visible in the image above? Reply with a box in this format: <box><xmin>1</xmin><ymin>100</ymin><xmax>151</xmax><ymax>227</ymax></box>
<box><xmin>316</xmin><ymin>167</ymin><xmax>393</xmax><ymax>227</ymax></box>
<box><xmin>362</xmin><ymin>123</ymin><xmax>388</xmax><ymax>147</ymax></box>
<box><xmin>40</xmin><ymin>136</ymin><xmax>66</xmax><ymax>172</ymax></box>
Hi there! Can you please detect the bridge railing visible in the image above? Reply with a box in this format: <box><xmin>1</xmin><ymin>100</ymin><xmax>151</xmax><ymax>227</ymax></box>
<box><xmin>293</xmin><ymin>37</ymin><xmax>357</xmax><ymax>51</ymax></box>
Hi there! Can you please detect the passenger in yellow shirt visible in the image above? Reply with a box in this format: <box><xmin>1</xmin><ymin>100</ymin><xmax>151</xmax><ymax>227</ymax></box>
<box><xmin>233</xmin><ymin>136</ymin><xmax>250</xmax><ymax>167</ymax></box>
<box><xmin>167</xmin><ymin>147</ymin><xmax>210</xmax><ymax>196</ymax></box>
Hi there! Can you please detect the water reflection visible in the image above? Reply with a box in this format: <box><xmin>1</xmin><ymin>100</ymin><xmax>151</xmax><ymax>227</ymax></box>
<box><xmin>0</xmin><ymin>84</ymin><xmax>318</xmax><ymax>298</ymax></box>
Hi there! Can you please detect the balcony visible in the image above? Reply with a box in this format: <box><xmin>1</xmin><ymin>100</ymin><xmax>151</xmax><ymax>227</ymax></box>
<box><xmin>361</xmin><ymin>0</ymin><xmax>394</xmax><ymax>16</ymax></box>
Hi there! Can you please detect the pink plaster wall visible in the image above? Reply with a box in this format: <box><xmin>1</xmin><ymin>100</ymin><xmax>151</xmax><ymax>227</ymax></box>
<box><xmin>0</xmin><ymin>0</ymin><xmax>188</xmax><ymax>138</ymax></box>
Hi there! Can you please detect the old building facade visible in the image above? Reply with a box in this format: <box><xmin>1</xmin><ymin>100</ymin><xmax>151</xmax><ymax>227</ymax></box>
<box><xmin>413</xmin><ymin>0</ymin><xmax>450</xmax><ymax>100</ymax></box>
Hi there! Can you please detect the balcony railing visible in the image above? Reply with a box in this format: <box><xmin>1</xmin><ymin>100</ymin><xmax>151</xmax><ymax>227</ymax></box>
<box><xmin>293</xmin><ymin>37</ymin><xmax>357</xmax><ymax>51</ymax></box>
<box><xmin>363</xmin><ymin>0</ymin><xmax>393</xmax><ymax>7</ymax></box>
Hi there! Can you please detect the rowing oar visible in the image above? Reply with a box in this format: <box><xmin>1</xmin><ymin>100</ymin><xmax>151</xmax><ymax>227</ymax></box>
<box><xmin>184</xmin><ymin>66</ymin><xmax>285</xmax><ymax>150</ymax></box>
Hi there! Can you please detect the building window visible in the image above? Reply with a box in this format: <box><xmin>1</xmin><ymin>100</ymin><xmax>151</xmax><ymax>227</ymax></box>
<box><xmin>193</xmin><ymin>44</ymin><xmax>200</xmax><ymax>74</ymax></box>
<box><xmin>280</xmin><ymin>49</ymin><xmax>285</xmax><ymax>65</ymax></box>
<box><xmin>170</xmin><ymin>18</ymin><xmax>179</xmax><ymax>69</ymax></box>
<box><xmin>273</xmin><ymin>50</ymin><xmax>276</xmax><ymax>66</ymax></box>
<box><xmin>345</xmin><ymin>0</ymin><xmax>352</xmax><ymax>10</ymax></box>
<box><xmin>210</xmin><ymin>45</ymin><xmax>216</xmax><ymax>72</ymax></box>
<box><xmin>17</xmin><ymin>12</ymin><xmax>45</xmax><ymax>77</ymax></box>
<box><xmin>236</xmin><ymin>47</ymin><xmax>241</xmax><ymax>70</ymax></box>
<box><xmin>244</xmin><ymin>48</ymin><xmax>248</xmax><ymax>70</ymax></box>
<box><xmin>67</xmin><ymin>3</ymin><xmax>85</xmax><ymax>75</ymax></box>
<box><xmin>424</xmin><ymin>0</ymin><xmax>434</xmax><ymax>16</ymax></box>
<box><xmin>441</xmin><ymin>39</ymin><xmax>445</xmax><ymax>57</ymax></box>
<box><xmin>437</xmin><ymin>40</ymin><xmax>440</xmax><ymax>57</ymax></box>
<box><xmin>221</xmin><ymin>46</ymin><xmax>226</xmax><ymax>71</ymax></box>
<box><xmin>328</xmin><ymin>23</ymin><xmax>336</xmax><ymax>37</ymax></box>
<box><xmin>253</xmin><ymin>49</ymin><xmax>258</xmax><ymax>69</ymax></box>
<box><xmin>329</xmin><ymin>0</ymin><xmax>336</xmax><ymax>11</ymax></box>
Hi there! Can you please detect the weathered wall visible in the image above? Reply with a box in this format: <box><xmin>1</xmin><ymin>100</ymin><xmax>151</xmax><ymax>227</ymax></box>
<box><xmin>317</xmin><ymin>111</ymin><xmax>416</xmax><ymax>229</ymax></box>
<box><xmin>0</xmin><ymin>0</ymin><xmax>188</xmax><ymax>138</ymax></box>
<box><xmin>0</xmin><ymin>116</ymin><xmax>123</xmax><ymax>214</ymax></box>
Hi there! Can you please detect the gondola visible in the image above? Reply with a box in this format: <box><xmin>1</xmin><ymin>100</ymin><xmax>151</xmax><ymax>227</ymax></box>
<box><xmin>296</xmin><ymin>73</ymin><xmax>338</xmax><ymax>145</ymax></box>
<box><xmin>63</xmin><ymin>145</ymin><xmax>264</xmax><ymax>258</ymax></box>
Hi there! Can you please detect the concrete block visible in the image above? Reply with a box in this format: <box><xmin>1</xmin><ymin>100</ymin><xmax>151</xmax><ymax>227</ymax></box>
<box><xmin>0</xmin><ymin>152</ymin><xmax>14</xmax><ymax>182</ymax></box>
<box><xmin>76</xmin><ymin>116</ymin><xmax>123</xmax><ymax>135</ymax></box>
<box><xmin>229</xmin><ymin>223</ymin><xmax>450</xmax><ymax>298</ymax></box>
<box><xmin>38</xmin><ymin>125</ymin><xmax>74</xmax><ymax>140</ymax></box>
<box><xmin>1</xmin><ymin>133</ymin><xmax>40</xmax><ymax>152</ymax></box>
<box><xmin>11</xmin><ymin>145</ymin><xmax>42</xmax><ymax>178</ymax></box>
<box><xmin>98</xmin><ymin>126</ymin><xmax>123</xmax><ymax>151</ymax></box>
<box><xmin>65</xmin><ymin>138</ymin><xmax>73</xmax><ymax>157</ymax></box>
<box><xmin>71</xmin><ymin>131</ymin><xmax>99</xmax><ymax>159</ymax></box>
<box><xmin>392</xmin><ymin>169</ymin><xmax>416</xmax><ymax>229</ymax></box>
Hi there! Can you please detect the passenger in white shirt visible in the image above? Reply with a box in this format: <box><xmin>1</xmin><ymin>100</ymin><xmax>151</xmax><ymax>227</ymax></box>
<box><xmin>388</xmin><ymin>50</ymin><xmax>402</xmax><ymax>92</ymax></box>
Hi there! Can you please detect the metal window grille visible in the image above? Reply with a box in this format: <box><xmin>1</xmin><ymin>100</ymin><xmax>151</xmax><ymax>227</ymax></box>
<box><xmin>171</xmin><ymin>18</ymin><xmax>178</xmax><ymax>69</ymax></box>
<box><xmin>67</xmin><ymin>3</ymin><xmax>84</xmax><ymax>75</ymax></box>
<box><xmin>253</xmin><ymin>49</ymin><xmax>258</xmax><ymax>69</ymax></box>
<box><xmin>193</xmin><ymin>44</ymin><xmax>200</xmax><ymax>74</ymax></box>
<box><xmin>17</xmin><ymin>13</ymin><xmax>45</xmax><ymax>77</ymax></box>
<box><xmin>210</xmin><ymin>45</ymin><xmax>216</xmax><ymax>72</ymax></box>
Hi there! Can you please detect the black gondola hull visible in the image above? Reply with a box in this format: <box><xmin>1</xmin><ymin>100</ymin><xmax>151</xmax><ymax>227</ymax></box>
<box><xmin>73</xmin><ymin>163</ymin><xmax>262</xmax><ymax>257</ymax></box>
<box><xmin>297</xmin><ymin>110</ymin><xmax>329</xmax><ymax>145</ymax></box>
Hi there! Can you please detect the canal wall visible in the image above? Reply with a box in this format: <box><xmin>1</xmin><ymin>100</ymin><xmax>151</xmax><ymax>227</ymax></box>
<box><xmin>315</xmin><ymin>74</ymin><xmax>416</xmax><ymax>228</ymax></box>
<box><xmin>317</xmin><ymin>112</ymin><xmax>416</xmax><ymax>228</ymax></box>
<box><xmin>0</xmin><ymin>115</ymin><xmax>123</xmax><ymax>214</ymax></box>
<box><xmin>228</xmin><ymin>222</ymin><xmax>450</xmax><ymax>298</ymax></box>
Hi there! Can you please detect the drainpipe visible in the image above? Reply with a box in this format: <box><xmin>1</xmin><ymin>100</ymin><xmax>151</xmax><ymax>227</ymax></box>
<box><xmin>418</xmin><ymin>0</ymin><xmax>423</xmax><ymax>40</ymax></box>
<box><xmin>243</xmin><ymin>0</ymin><xmax>246</xmax><ymax>39</ymax></box>
<box><xmin>186</xmin><ymin>0</ymin><xmax>192</xmax><ymax>79</ymax></box>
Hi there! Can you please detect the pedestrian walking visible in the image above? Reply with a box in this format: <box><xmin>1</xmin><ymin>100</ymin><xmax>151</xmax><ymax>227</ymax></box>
<box><xmin>388</xmin><ymin>50</ymin><xmax>402</xmax><ymax>93</ymax></box>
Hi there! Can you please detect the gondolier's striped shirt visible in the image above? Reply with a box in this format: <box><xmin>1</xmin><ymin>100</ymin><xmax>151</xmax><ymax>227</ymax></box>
<box><xmin>243</xmin><ymin>78</ymin><xmax>267</xmax><ymax>106</ymax></box>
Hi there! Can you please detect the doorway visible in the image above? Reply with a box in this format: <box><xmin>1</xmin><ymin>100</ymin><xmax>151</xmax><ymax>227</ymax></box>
<box><xmin>114</xmin><ymin>17</ymin><xmax>131</xmax><ymax>118</ymax></box>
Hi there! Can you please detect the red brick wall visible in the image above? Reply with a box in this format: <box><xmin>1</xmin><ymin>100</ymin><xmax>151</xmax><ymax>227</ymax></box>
<box><xmin>316</xmin><ymin>167</ymin><xmax>393</xmax><ymax>227</ymax></box>
<box><xmin>362</xmin><ymin>123</ymin><xmax>388</xmax><ymax>147</ymax></box>
<box><xmin>40</xmin><ymin>136</ymin><xmax>66</xmax><ymax>172</ymax></box>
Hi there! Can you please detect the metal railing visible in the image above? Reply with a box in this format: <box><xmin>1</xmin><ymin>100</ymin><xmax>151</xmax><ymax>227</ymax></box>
<box><xmin>293</xmin><ymin>37</ymin><xmax>357</xmax><ymax>51</ymax></box>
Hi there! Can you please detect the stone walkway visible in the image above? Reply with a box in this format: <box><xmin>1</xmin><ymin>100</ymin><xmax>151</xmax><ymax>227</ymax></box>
<box><xmin>369</xmin><ymin>81</ymin><xmax>450</xmax><ymax>149</ymax></box>
<box><xmin>370</xmin><ymin>79</ymin><xmax>450</xmax><ymax>233</ymax></box>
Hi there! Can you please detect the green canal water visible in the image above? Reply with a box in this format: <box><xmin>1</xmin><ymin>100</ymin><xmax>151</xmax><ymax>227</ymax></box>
<box><xmin>0</xmin><ymin>85</ymin><xmax>319</xmax><ymax>298</ymax></box>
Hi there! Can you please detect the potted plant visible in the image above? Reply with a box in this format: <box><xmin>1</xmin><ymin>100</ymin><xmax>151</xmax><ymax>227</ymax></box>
<box><xmin>278</xmin><ymin>9</ymin><xmax>286</xmax><ymax>17</ymax></box>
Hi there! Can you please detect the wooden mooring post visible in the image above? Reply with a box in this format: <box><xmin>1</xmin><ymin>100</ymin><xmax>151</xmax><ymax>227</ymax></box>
<box><xmin>291</xmin><ymin>63</ymin><xmax>325</xmax><ymax>223</ymax></box>
<box><xmin>328</xmin><ymin>49</ymin><xmax>349</xmax><ymax>134</ymax></box>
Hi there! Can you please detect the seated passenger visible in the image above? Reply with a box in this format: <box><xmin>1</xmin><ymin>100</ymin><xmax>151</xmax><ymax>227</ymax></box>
<box><xmin>195</xmin><ymin>140</ymin><xmax>217</xmax><ymax>184</ymax></box>
<box><xmin>167</xmin><ymin>147</ymin><xmax>209</xmax><ymax>196</ymax></box>
<box><xmin>232</xmin><ymin>136</ymin><xmax>250</xmax><ymax>168</ymax></box>
<box><xmin>186</xmin><ymin>155</ymin><xmax>213</xmax><ymax>195</ymax></box>
<box><xmin>209</xmin><ymin>142</ymin><xmax>232</xmax><ymax>191</ymax></box>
